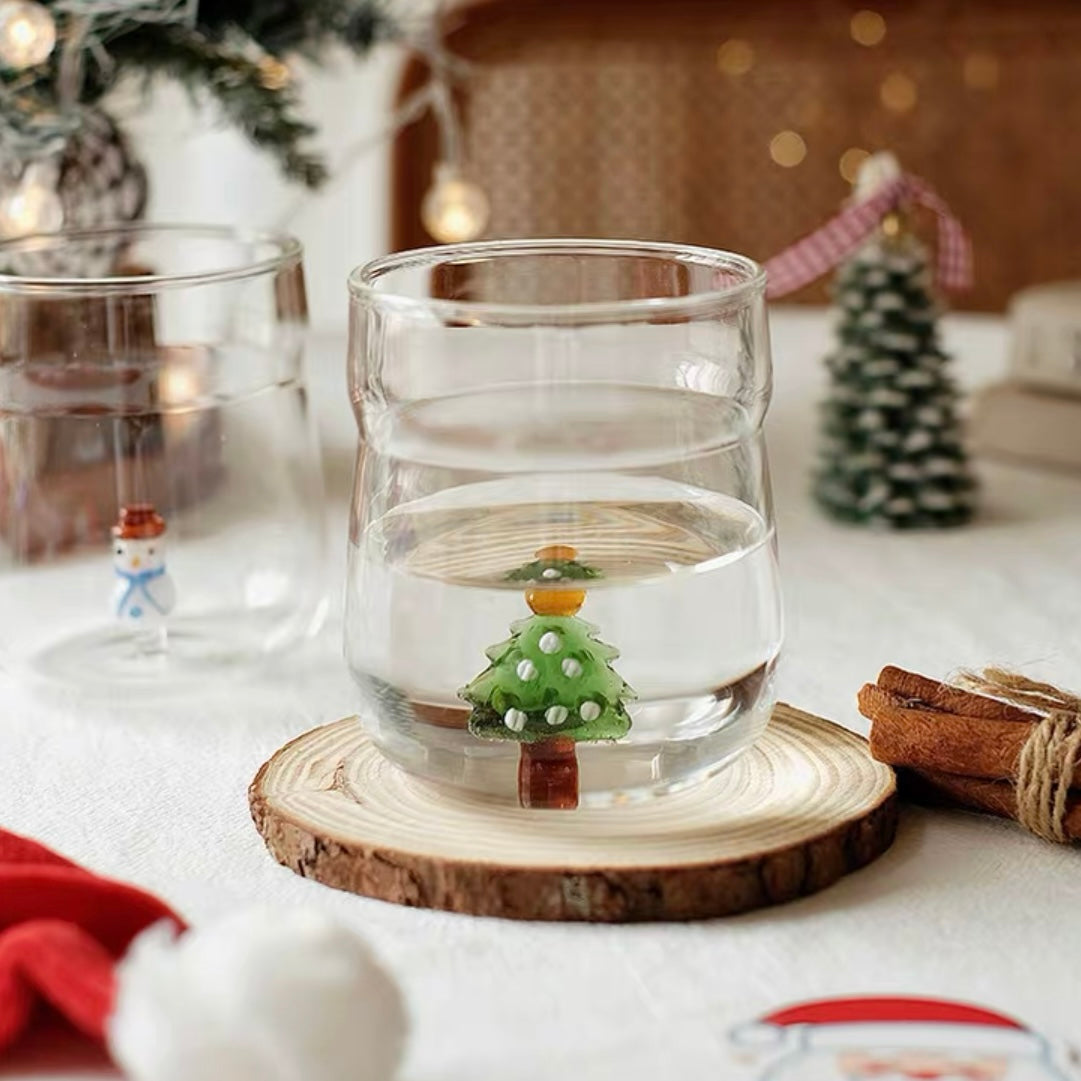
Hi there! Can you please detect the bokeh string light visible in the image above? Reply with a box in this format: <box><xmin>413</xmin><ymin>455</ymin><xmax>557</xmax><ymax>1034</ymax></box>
<box><xmin>770</xmin><ymin>130</ymin><xmax>807</xmax><ymax>168</ymax></box>
<box><xmin>0</xmin><ymin>159</ymin><xmax>61</xmax><ymax>236</ymax></box>
<box><xmin>716</xmin><ymin>9</ymin><xmax>1004</xmax><ymax>183</ymax></box>
<box><xmin>0</xmin><ymin>0</ymin><xmax>491</xmax><ymax>245</ymax></box>
<box><xmin>274</xmin><ymin>16</ymin><xmax>490</xmax><ymax>244</ymax></box>
<box><xmin>0</xmin><ymin>0</ymin><xmax>56</xmax><ymax>69</ymax></box>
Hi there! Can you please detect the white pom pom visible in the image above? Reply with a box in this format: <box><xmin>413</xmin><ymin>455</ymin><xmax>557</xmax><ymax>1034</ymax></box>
<box><xmin>108</xmin><ymin>910</ymin><xmax>407</xmax><ymax>1081</ymax></box>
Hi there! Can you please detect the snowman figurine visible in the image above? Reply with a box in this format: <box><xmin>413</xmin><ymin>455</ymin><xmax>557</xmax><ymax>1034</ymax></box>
<box><xmin>111</xmin><ymin>503</ymin><xmax>176</xmax><ymax>626</ymax></box>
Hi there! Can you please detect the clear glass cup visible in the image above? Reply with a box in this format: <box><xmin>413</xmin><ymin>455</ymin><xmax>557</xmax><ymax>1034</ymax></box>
<box><xmin>346</xmin><ymin>239</ymin><xmax>781</xmax><ymax>808</ymax></box>
<box><xmin>0</xmin><ymin>224</ymin><xmax>327</xmax><ymax>692</ymax></box>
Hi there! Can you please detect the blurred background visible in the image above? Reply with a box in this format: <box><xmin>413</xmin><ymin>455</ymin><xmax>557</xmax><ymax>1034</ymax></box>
<box><xmin>107</xmin><ymin>0</ymin><xmax>1081</xmax><ymax>326</ymax></box>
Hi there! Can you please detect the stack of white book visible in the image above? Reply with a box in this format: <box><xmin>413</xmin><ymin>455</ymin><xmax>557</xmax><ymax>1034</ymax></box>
<box><xmin>971</xmin><ymin>281</ymin><xmax>1081</xmax><ymax>472</ymax></box>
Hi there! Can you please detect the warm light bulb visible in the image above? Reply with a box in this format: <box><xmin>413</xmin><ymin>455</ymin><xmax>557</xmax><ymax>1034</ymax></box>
<box><xmin>421</xmin><ymin>164</ymin><xmax>489</xmax><ymax>244</ymax></box>
<box><xmin>0</xmin><ymin>163</ymin><xmax>62</xmax><ymax>238</ymax></box>
<box><xmin>0</xmin><ymin>0</ymin><xmax>56</xmax><ymax>70</ymax></box>
<box><xmin>157</xmin><ymin>364</ymin><xmax>201</xmax><ymax>408</ymax></box>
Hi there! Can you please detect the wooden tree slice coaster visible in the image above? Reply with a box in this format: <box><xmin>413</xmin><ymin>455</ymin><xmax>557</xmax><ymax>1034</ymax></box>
<box><xmin>249</xmin><ymin>704</ymin><xmax>897</xmax><ymax>922</ymax></box>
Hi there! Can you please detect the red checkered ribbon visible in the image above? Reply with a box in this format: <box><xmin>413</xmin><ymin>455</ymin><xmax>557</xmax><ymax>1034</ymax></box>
<box><xmin>762</xmin><ymin>173</ymin><xmax>972</xmax><ymax>298</ymax></box>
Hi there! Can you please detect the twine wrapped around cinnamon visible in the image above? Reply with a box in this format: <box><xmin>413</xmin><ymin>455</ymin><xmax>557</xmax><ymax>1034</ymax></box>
<box><xmin>859</xmin><ymin>666</ymin><xmax>1081</xmax><ymax>843</ymax></box>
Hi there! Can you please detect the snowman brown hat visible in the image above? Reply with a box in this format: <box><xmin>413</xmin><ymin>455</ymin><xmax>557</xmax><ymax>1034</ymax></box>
<box><xmin>112</xmin><ymin>503</ymin><xmax>167</xmax><ymax>541</ymax></box>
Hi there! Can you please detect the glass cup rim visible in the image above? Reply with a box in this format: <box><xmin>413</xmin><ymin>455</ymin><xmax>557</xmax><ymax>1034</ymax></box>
<box><xmin>350</xmin><ymin>238</ymin><xmax>767</xmax><ymax>324</ymax></box>
<box><xmin>0</xmin><ymin>222</ymin><xmax>303</xmax><ymax>296</ymax></box>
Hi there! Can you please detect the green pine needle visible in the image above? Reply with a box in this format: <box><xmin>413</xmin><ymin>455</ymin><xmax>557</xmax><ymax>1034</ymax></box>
<box><xmin>111</xmin><ymin>27</ymin><xmax>327</xmax><ymax>187</ymax></box>
<box><xmin>1</xmin><ymin>1</ymin><xmax>397</xmax><ymax>182</ymax></box>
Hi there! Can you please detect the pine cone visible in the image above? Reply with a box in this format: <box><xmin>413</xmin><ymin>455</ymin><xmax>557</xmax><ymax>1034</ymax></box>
<box><xmin>9</xmin><ymin>110</ymin><xmax>147</xmax><ymax>278</ymax></box>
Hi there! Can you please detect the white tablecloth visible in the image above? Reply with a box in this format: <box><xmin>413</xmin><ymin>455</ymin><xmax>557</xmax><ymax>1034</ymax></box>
<box><xmin>4</xmin><ymin>309</ymin><xmax>1081</xmax><ymax>1079</ymax></box>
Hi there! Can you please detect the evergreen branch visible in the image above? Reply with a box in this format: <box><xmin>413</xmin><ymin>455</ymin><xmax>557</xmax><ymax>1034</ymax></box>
<box><xmin>192</xmin><ymin>0</ymin><xmax>397</xmax><ymax>58</ymax></box>
<box><xmin>110</xmin><ymin>26</ymin><xmax>327</xmax><ymax>187</ymax></box>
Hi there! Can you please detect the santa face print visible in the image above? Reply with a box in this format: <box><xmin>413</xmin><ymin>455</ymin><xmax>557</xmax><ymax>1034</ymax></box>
<box><xmin>837</xmin><ymin>1051</ymin><xmax>1009</xmax><ymax>1081</ymax></box>
<box><xmin>730</xmin><ymin>996</ymin><xmax>1073</xmax><ymax>1081</ymax></box>
<box><xmin>113</xmin><ymin>536</ymin><xmax>165</xmax><ymax>575</ymax></box>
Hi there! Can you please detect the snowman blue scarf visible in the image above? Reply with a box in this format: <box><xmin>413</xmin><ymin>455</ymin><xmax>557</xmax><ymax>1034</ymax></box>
<box><xmin>115</xmin><ymin>566</ymin><xmax>168</xmax><ymax>618</ymax></box>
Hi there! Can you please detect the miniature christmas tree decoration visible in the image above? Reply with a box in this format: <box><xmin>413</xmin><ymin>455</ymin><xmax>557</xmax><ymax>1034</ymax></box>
<box><xmin>460</xmin><ymin>544</ymin><xmax>634</xmax><ymax>809</ymax></box>
<box><xmin>112</xmin><ymin>503</ymin><xmax>176</xmax><ymax>628</ymax></box>
<box><xmin>814</xmin><ymin>153</ymin><xmax>977</xmax><ymax>529</ymax></box>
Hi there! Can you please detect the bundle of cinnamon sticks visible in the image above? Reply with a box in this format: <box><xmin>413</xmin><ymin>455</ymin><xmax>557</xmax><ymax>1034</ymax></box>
<box><xmin>858</xmin><ymin>666</ymin><xmax>1081</xmax><ymax>841</ymax></box>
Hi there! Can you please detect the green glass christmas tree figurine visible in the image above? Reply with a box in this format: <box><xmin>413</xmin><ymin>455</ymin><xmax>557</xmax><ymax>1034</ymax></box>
<box><xmin>814</xmin><ymin>157</ymin><xmax>977</xmax><ymax>529</ymax></box>
<box><xmin>460</xmin><ymin>544</ymin><xmax>634</xmax><ymax>809</ymax></box>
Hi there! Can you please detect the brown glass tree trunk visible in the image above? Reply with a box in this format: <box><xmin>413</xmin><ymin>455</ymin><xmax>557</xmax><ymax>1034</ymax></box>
<box><xmin>518</xmin><ymin>738</ymin><xmax>579</xmax><ymax>810</ymax></box>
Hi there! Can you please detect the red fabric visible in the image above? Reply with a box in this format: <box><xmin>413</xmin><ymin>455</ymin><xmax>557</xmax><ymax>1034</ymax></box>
<box><xmin>763</xmin><ymin>996</ymin><xmax>1024</xmax><ymax>1030</ymax></box>
<box><xmin>763</xmin><ymin>173</ymin><xmax>973</xmax><ymax>298</ymax></box>
<box><xmin>0</xmin><ymin>827</ymin><xmax>184</xmax><ymax>1053</ymax></box>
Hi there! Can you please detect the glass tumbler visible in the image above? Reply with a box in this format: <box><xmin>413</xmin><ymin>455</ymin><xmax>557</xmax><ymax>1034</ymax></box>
<box><xmin>0</xmin><ymin>225</ymin><xmax>327</xmax><ymax>691</ymax></box>
<box><xmin>346</xmin><ymin>239</ymin><xmax>781</xmax><ymax>808</ymax></box>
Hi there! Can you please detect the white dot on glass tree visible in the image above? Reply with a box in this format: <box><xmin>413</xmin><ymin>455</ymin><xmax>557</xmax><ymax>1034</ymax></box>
<box><xmin>545</xmin><ymin>705</ymin><xmax>568</xmax><ymax>727</ymax></box>
<box><xmin>579</xmin><ymin>701</ymin><xmax>601</xmax><ymax>722</ymax></box>
<box><xmin>858</xmin><ymin>310</ymin><xmax>884</xmax><ymax>327</ymax></box>
<box><xmin>856</xmin><ymin>409</ymin><xmax>883</xmax><ymax>430</ymax></box>
<box><xmin>503</xmin><ymin>708</ymin><xmax>527</xmax><ymax>732</ymax></box>
<box><xmin>541</xmin><ymin>567</ymin><xmax>561</xmax><ymax>580</ymax></box>
<box><xmin>538</xmin><ymin>631</ymin><xmax>562</xmax><ymax>654</ymax></box>
<box><xmin>886</xmin><ymin>497</ymin><xmax>915</xmax><ymax>514</ymax></box>
<box><xmin>516</xmin><ymin>659</ymin><xmax>537</xmax><ymax>681</ymax></box>
<box><xmin>916</xmin><ymin>407</ymin><xmax>943</xmax><ymax>425</ymax></box>
<box><xmin>561</xmin><ymin>658</ymin><xmax>582</xmax><ymax>678</ymax></box>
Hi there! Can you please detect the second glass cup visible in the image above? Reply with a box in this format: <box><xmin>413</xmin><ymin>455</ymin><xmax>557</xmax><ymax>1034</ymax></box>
<box><xmin>346</xmin><ymin>239</ymin><xmax>782</xmax><ymax>808</ymax></box>
<box><xmin>0</xmin><ymin>225</ymin><xmax>327</xmax><ymax>692</ymax></box>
